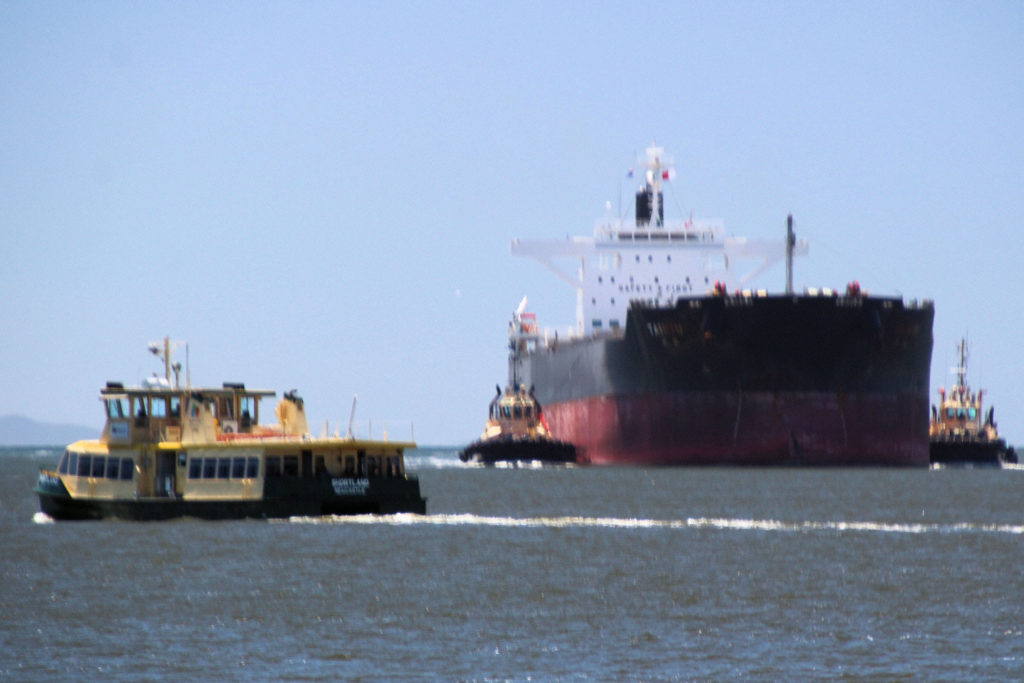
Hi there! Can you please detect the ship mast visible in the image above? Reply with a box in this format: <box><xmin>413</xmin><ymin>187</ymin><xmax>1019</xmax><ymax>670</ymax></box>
<box><xmin>785</xmin><ymin>214</ymin><xmax>795</xmax><ymax>295</ymax></box>
<box><xmin>638</xmin><ymin>146</ymin><xmax>673</xmax><ymax>229</ymax></box>
<box><xmin>954</xmin><ymin>338</ymin><xmax>969</xmax><ymax>396</ymax></box>
<box><xmin>148</xmin><ymin>336</ymin><xmax>186</xmax><ymax>388</ymax></box>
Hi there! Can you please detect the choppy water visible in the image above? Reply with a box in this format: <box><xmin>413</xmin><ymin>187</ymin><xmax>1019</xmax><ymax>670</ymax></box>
<box><xmin>2</xmin><ymin>446</ymin><xmax>1022</xmax><ymax>680</ymax></box>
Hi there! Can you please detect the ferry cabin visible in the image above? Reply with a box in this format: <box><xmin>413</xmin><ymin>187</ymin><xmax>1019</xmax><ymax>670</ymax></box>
<box><xmin>43</xmin><ymin>381</ymin><xmax>418</xmax><ymax>518</ymax></box>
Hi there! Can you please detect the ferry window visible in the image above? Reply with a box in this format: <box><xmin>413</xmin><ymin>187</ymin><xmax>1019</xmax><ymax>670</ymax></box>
<box><xmin>151</xmin><ymin>397</ymin><xmax>167</xmax><ymax>418</ymax></box>
<box><xmin>59</xmin><ymin>451</ymin><xmax>69</xmax><ymax>474</ymax></box>
<box><xmin>69</xmin><ymin>452</ymin><xmax>79</xmax><ymax>476</ymax></box>
<box><xmin>133</xmin><ymin>397</ymin><xmax>147</xmax><ymax>418</ymax></box>
<box><xmin>240</xmin><ymin>397</ymin><xmax>255</xmax><ymax>428</ymax></box>
<box><xmin>232</xmin><ymin>457</ymin><xmax>246</xmax><ymax>479</ymax></box>
<box><xmin>217</xmin><ymin>458</ymin><xmax>231</xmax><ymax>479</ymax></box>
<box><xmin>283</xmin><ymin>456</ymin><xmax>299</xmax><ymax>477</ymax></box>
<box><xmin>78</xmin><ymin>455</ymin><xmax>92</xmax><ymax>476</ymax></box>
<box><xmin>92</xmin><ymin>456</ymin><xmax>106</xmax><ymax>478</ymax></box>
<box><xmin>314</xmin><ymin>455</ymin><xmax>327</xmax><ymax>478</ymax></box>
<box><xmin>106</xmin><ymin>398</ymin><xmax>128</xmax><ymax>418</ymax></box>
<box><xmin>344</xmin><ymin>456</ymin><xmax>355</xmax><ymax>476</ymax></box>
<box><xmin>106</xmin><ymin>457</ymin><xmax>120</xmax><ymax>479</ymax></box>
<box><xmin>266</xmin><ymin>456</ymin><xmax>282</xmax><ymax>478</ymax></box>
<box><xmin>368</xmin><ymin>456</ymin><xmax>381</xmax><ymax>477</ymax></box>
<box><xmin>189</xmin><ymin>458</ymin><xmax>202</xmax><ymax>479</ymax></box>
<box><xmin>246</xmin><ymin>457</ymin><xmax>259</xmax><ymax>478</ymax></box>
<box><xmin>203</xmin><ymin>458</ymin><xmax>217</xmax><ymax>479</ymax></box>
<box><xmin>218</xmin><ymin>398</ymin><xmax>234</xmax><ymax>420</ymax></box>
<box><xmin>169</xmin><ymin>396</ymin><xmax>181</xmax><ymax>418</ymax></box>
<box><xmin>386</xmin><ymin>456</ymin><xmax>400</xmax><ymax>477</ymax></box>
<box><xmin>120</xmin><ymin>458</ymin><xmax>134</xmax><ymax>481</ymax></box>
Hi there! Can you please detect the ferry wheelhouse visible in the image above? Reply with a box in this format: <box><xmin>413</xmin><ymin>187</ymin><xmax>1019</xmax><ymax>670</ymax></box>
<box><xmin>35</xmin><ymin>339</ymin><xmax>426</xmax><ymax>520</ymax></box>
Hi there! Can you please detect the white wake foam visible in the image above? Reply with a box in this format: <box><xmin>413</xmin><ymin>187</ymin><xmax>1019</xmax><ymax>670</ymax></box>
<box><xmin>282</xmin><ymin>513</ymin><xmax>1024</xmax><ymax>535</ymax></box>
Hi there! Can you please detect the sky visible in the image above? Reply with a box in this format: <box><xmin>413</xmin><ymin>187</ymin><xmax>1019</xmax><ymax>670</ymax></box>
<box><xmin>2</xmin><ymin>1</ymin><xmax>1022</xmax><ymax>446</ymax></box>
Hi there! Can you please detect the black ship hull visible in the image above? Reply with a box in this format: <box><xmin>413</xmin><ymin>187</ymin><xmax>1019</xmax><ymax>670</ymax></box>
<box><xmin>459</xmin><ymin>436</ymin><xmax>578</xmax><ymax>465</ymax></box>
<box><xmin>35</xmin><ymin>472</ymin><xmax>426</xmax><ymax>520</ymax></box>
<box><xmin>930</xmin><ymin>438</ymin><xmax>1017</xmax><ymax>467</ymax></box>
<box><xmin>515</xmin><ymin>294</ymin><xmax>934</xmax><ymax>466</ymax></box>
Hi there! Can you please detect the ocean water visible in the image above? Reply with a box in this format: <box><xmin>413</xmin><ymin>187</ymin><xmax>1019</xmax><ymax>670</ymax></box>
<box><xmin>2</xmin><ymin>446</ymin><xmax>1022</xmax><ymax>680</ymax></box>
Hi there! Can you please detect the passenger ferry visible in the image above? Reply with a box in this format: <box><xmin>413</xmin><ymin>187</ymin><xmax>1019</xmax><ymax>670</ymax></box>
<box><xmin>35</xmin><ymin>339</ymin><xmax>426</xmax><ymax>520</ymax></box>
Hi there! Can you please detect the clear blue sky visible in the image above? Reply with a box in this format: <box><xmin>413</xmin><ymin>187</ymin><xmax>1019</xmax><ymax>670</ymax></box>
<box><xmin>2</xmin><ymin>2</ymin><xmax>1022</xmax><ymax>446</ymax></box>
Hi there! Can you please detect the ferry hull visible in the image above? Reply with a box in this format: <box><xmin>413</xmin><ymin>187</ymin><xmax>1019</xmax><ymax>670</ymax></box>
<box><xmin>35</xmin><ymin>475</ymin><xmax>426</xmax><ymax>521</ymax></box>
<box><xmin>544</xmin><ymin>391</ymin><xmax>929</xmax><ymax>466</ymax></box>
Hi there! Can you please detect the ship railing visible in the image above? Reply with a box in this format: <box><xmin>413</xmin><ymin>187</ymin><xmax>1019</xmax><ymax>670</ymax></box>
<box><xmin>594</xmin><ymin>218</ymin><xmax>724</xmax><ymax>243</ymax></box>
<box><xmin>318</xmin><ymin>418</ymin><xmax>415</xmax><ymax>443</ymax></box>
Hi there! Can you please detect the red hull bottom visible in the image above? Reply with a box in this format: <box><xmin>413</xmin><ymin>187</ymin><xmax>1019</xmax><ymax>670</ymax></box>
<box><xmin>544</xmin><ymin>392</ymin><xmax>930</xmax><ymax>466</ymax></box>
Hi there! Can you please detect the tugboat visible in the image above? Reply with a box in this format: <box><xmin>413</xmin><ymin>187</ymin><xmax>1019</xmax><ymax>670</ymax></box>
<box><xmin>929</xmin><ymin>338</ymin><xmax>1017</xmax><ymax>466</ymax></box>
<box><xmin>35</xmin><ymin>338</ymin><xmax>426</xmax><ymax>520</ymax></box>
<box><xmin>460</xmin><ymin>300</ymin><xmax>579</xmax><ymax>465</ymax></box>
<box><xmin>459</xmin><ymin>383</ymin><xmax>578</xmax><ymax>465</ymax></box>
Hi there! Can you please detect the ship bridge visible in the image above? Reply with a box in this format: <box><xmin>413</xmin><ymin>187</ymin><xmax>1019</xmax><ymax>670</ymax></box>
<box><xmin>512</xmin><ymin>147</ymin><xmax>807</xmax><ymax>336</ymax></box>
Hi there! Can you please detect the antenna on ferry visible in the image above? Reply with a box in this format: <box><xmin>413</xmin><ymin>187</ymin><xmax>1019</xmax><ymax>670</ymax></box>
<box><xmin>346</xmin><ymin>394</ymin><xmax>358</xmax><ymax>439</ymax></box>
<box><xmin>148</xmin><ymin>336</ymin><xmax>185</xmax><ymax>385</ymax></box>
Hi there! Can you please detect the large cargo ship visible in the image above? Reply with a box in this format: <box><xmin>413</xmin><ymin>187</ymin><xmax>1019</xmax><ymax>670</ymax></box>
<box><xmin>509</xmin><ymin>146</ymin><xmax>934</xmax><ymax>466</ymax></box>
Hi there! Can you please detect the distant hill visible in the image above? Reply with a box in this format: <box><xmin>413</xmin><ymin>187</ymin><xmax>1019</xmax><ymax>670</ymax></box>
<box><xmin>0</xmin><ymin>415</ymin><xmax>96</xmax><ymax>446</ymax></box>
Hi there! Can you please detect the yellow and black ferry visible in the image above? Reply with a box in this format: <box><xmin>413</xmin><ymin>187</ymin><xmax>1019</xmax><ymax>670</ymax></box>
<box><xmin>35</xmin><ymin>340</ymin><xmax>426</xmax><ymax>520</ymax></box>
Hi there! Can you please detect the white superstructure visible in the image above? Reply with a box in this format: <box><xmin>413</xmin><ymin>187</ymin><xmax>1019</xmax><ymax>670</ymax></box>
<box><xmin>511</xmin><ymin>146</ymin><xmax>809</xmax><ymax>337</ymax></box>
